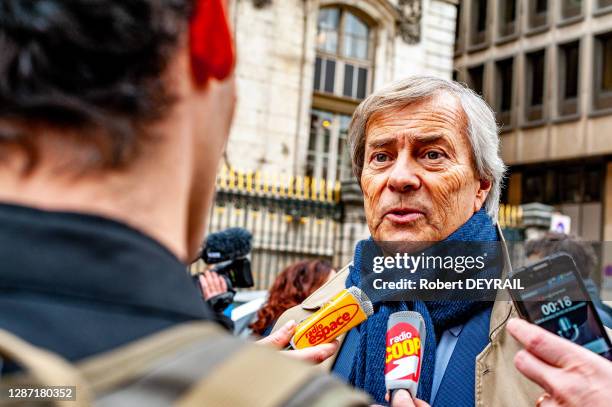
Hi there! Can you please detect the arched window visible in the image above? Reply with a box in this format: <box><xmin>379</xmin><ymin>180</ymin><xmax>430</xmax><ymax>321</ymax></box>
<box><xmin>313</xmin><ymin>7</ymin><xmax>371</xmax><ymax>99</ymax></box>
<box><xmin>307</xmin><ymin>7</ymin><xmax>373</xmax><ymax>183</ymax></box>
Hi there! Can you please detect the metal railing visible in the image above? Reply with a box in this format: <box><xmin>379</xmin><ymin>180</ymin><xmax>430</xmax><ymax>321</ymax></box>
<box><xmin>194</xmin><ymin>166</ymin><xmax>526</xmax><ymax>290</ymax></box>
<box><xmin>194</xmin><ymin>167</ymin><xmax>343</xmax><ymax>289</ymax></box>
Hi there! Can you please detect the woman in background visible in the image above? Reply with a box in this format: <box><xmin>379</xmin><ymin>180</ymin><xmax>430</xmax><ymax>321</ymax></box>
<box><xmin>250</xmin><ymin>260</ymin><xmax>334</xmax><ymax>336</ymax></box>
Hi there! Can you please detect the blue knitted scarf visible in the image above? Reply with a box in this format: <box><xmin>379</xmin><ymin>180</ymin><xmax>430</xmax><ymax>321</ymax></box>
<box><xmin>345</xmin><ymin>208</ymin><xmax>499</xmax><ymax>404</ymax></box>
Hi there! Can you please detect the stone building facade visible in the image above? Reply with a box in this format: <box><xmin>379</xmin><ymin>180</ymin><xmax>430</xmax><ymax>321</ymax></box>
<box><xmin>225</xmin><ymin>0</ymin><xmax>459</xmax><ymax>180</ymax></box>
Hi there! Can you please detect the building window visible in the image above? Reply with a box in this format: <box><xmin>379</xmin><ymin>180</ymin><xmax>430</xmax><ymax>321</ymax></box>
<box><xmin>306</xmin><ymin>110</ymin><xmax>352</xmax><ymax>182</ymax></box>
<box><xmin>561</xmin><ymin>0</ymin><xmax>583</xmax><ymax>20</ymax></box>
<box><xmin>525</xmin><ymin>49</ymin><xmax>546</xmax><ymax>123</ymax></box>
<box><xmin>495</xmin><ymin>57</ymin><xmax>514</xmax><ymax>129</ymax></box>
<box><xmin>528</xmin><ymin>0</ymin><xmax>548</xmax><ymax>30</ymax></box>
<box><xmin>558</xmin><ymin>41</ymin><xmax>580</xmax><ymax>117</ymax></box>
<box><xmin>467</xmin><ymin>64</ymin><xmax>485</xmax><ymax>96</ymax></box>
<box><xmin>455</xmin><ymin>2</ymin><xmax>463</xmax><ymax>54</ymax></box>
<box><xmin>593</xmin><ymin>31</ymin><xmax>612</xmax><ymax>111</ymax></box>
<box><xmin>309</xmin><ymin>7</ymin><xmax>373</xmax><ymax>183</ymax></box>
<box><xmin>498</xmin><ymin>0</ymin><xmax>517</xmax><ymax>38</ymax></box>
<box><xmin>522</xmin><ymin>165</ymin><xmax>603</xmax><ymax>204</ymax></box>
<box><xmin>469</xmin><ymin>0</ymin><xmax>488</xmax><ymax>47</ymax></box>
<box><xmin>314</xmin><ymin>7</ymin><xmax>371</xmax><ymax>100</ymax></box>
<box><xmin>597</xmin><ymin>0</ymin><xmax>612</xmax><ymax>10</ymax></box>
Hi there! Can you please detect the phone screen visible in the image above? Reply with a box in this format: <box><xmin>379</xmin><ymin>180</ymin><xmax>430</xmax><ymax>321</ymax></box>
<box><xmin>516</xmin><ymin>269</ymin><xmax>612</xmax><ymax>360</ymax></box>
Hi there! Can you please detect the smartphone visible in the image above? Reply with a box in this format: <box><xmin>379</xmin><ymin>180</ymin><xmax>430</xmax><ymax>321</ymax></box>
<box><xmin>509</xmin><ymin>252</ymin><xmax>612</xmax><ymax>361</ymax></box>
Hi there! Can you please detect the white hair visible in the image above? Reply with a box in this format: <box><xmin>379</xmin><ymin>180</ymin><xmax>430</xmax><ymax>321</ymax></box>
<box><xmin>348</xmin><ymin>75</ymin><xmax>506</xmax><ymax>220</ymax></box>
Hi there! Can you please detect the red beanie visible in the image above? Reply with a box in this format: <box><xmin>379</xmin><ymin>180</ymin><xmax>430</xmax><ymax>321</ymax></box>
<box><xmin>189</xmin><ymin>0</ymin><xmax>235</xmax><ymax>86</ymax></box>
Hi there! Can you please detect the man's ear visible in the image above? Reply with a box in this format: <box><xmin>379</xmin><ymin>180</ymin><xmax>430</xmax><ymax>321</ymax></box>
<box><xmin>474</xmin><ymin>178</ymin><xmax>492</xmax><ymax>212</ymax></box>
<box><xmin>189</xmin><ymin>0</ymin><xmax>235</xmax><ymax>87</ymax></box>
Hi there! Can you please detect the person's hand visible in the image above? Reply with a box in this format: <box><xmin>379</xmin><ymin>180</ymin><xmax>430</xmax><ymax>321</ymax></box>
<box><xmin>257</xmin><ymin>320</ymin><xmax>339</xmax><ymax>364</ymax></box>
<box><xmin>198</xmin><ymin>269</ymin><xmax>228</xmax><ymax>300</ymax></box>
<box><xmin>371</xmin><ymin>389</ymin><xmax>431</xmax><ymax>407</ymax></box>
<box><xmin>506</xmin><ymin>318</ymin><xmax>612</xmax><ymax>407</ymax></box>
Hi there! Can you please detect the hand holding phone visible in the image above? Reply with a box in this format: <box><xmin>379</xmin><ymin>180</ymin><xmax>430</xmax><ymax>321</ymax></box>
<box><xmin>509</xmin><ymin>253</ymin><xmax>612</xmax><ymax>361</ymax></box>
<box><xmin>507</xmin><ymin>318</ymin><xmax>612</xmax><ymax>407</ymax></box>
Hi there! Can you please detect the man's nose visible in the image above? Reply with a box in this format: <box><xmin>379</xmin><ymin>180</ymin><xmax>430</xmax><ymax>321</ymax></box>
<box><xmin>387</xmin><ymin>155</ymin><xmax>421</xmax><ymax>193</ymax></box>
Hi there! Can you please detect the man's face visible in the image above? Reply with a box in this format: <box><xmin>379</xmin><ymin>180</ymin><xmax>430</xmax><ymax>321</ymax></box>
<box><xmin>361</xmin><ymin>93</ymin><xmax>490</xmax><ymax>242</ymax></box>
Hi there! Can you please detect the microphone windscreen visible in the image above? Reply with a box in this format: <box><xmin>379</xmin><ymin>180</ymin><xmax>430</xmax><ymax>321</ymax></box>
<box><xmin>203</xmin><ymin>227</ymin><xmax>252</xmax><ymax>263</ymax></box>
<box><xmin>385</xmin><ymin>311</ymin><xmax>426</xmax><ymax>398</ymax></box>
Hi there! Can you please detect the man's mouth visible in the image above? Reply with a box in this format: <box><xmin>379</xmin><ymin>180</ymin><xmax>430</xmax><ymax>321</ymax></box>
<box><xmin>384</xmin><ymin>208</ymin><xmax>425</xmax><ymax>224</ymax></box>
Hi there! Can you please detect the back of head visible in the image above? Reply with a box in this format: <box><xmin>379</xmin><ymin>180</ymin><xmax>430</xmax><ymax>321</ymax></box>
<box><xmin>250</xmin><ymin>260</ymin><xmax>334</xmax><ymax>336</ymax></box>
<box><xmin>0</xmin><ymin>0</ymin><xmax>193</xmax><ymax>169</ymax></box>
<box><xmin>525</xmin><ymin>232</ymin><xmax>597</xmax><ymax>279</ymax></box>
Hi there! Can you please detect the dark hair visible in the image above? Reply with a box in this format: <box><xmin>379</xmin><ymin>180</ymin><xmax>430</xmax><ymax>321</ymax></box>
<box><xmin>250</xmin><ymin>260</ymin><xmax>334</xmax><ymax>336</ymax></box>
<box><xmin>524</xmin><ymin>232</ymin><xmax>598</xmax><ymax>279</ymax></box>
<box><xmin>0</xmin><ymin>0</ymin><xmax>193</xmax><ymax>169</ymax></box>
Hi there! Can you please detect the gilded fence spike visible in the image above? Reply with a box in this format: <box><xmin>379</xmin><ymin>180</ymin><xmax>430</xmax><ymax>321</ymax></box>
<box><xmin>302</xmin><ymin>176</ymin><xmax>310</xmax><ymax>199</ymax></box>
<box><xmin>237</xmin><ymin>170</ymin><xmax>244</xmax><ymax>191</ymax></box>
<box><xmin>246</xmin><ymin>171</ymin><xmax>253</xmax><ymax>193</ymax></box>
<box><xmin>288</xmin><ymin>175</ymin><xmax>294</xmax><ymax>197</ymax></box>
<box><xmin>279</xmin><ymin>173</ymin><xmax>286</xmax><ymax>197</ymax></box>
<box><xmin>319</xmin><ymin>179</ymin><xmax>326</xmax><ymax>202</ymax></box>
<box><xmin>296</xmin><ymin>176</ymin><xmax>303</xmax><ymax>199</ymax></box>
<box><xmin>228</xmin><ymin>168</ymin><xmax>236</xmax><ymax>190</ymax></box>
<box><xmin>263</xmin><ymin>172</ymin><xmax>270</xmax><ymax>194</ymax></box>
<box><xmin>254</xmin><ymin>171</ymin><xmax>262</xmax><ymax>194</ymax></box>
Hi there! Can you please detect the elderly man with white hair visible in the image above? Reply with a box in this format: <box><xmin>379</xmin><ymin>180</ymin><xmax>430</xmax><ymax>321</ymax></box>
<box><xmin>273</xmin><ymin>76</ymin><xmax>542</xmax><ymax>406</ymax></box>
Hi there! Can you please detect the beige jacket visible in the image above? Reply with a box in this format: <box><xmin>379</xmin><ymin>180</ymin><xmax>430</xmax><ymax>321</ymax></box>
<box><xmin>272</xmin><ymin>225</ymin><xmax>544</xmax><ymax>407</ymax></box>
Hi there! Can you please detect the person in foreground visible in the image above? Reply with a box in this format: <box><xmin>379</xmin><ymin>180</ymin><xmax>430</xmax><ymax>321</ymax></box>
<box><xmin>0</xmin><ymin>0</ymin><xmax>382</xmax><ymax>404</ymax></box>
<box><xmin>273</xmin><ymin>76</ymin><xmax>543</xmax><ymax>406</ymax></box>
<box><xmin>507</xmin><ymin>318</ymin><xmax>612</xmax><ymax>407</ymax></box>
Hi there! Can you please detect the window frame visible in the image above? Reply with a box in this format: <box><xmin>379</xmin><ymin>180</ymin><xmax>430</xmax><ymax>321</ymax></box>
<box><xmin>526</xmin><ymin>0</ymin><xmax>550</xmax><ymax>35</ymax></box>
<box><xmin>494</xmin><ymin>55</ymin><xmax>516</xmax><ymax>132</ymax></box>
<box><xmin>313</xmin><ymin>6</ymin><xmax>374</xmax><ymax>102</ymax></box>
<box><xmin>496</xmin><ymin>0</ymin><xmax>519</xmax><ymax>44</ymax></box>
<box><xmin>306</xmin><ymin>110</ymin><xmax>354</xmax><ymax>183</ymax></box>
<box><xmin>558</xmin><ymin>0</ymin><xmax>584</xmax><ymax>27</ymax></box>
<box><xmin>522</xmin><ymin>47</ymin><xmax>548</xmax><ymax>127</ymax></box>
<box><xmin>594</xmin><ymin>0</ymin><xmax>612</xmax><ymax>17</ymax></box>
<box><xmin>468</xmin><ymin>0</ymin><xmax>490</xmax><ymax>52</ymax></box>
<box><xmin>591</xmin><ymin>30</ymin><xmax>612</xmax><ymax>116</ymax></box>
<box><xmin>555</xmin><ymin>38</ymin><xmax>582</xmax><ymax>122</ymax></box>
<box><xmin>454</xmin><ymin>2</ymin><xmax>465</xmax><ymax>56</ymax></box>
<box><xmin>467</xmin><ymin>63</ymin><xmax>486</xmax><ymax>97</ymax></box>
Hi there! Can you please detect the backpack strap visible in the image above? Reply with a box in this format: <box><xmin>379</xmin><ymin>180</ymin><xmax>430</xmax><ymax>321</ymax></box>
<box><xmin>1</xmin><ymin>322</ymin><xmax>371</xmax><ymax>406</ymax></box>
<box><xmin>175</xmin><ymin>337</ymin><xmax>370</xmax><ymax>407</ymax></box>
<box><xmin>0</xmin><ymin>329</ymin><xmax>92</xmax><ymax>407</ymax></box>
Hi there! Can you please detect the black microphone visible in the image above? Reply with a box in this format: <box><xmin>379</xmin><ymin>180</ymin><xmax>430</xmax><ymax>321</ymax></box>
<box><xmin>385</xmin><ymin>311</ymin><xmax>427</xmax><ymax>401</ymax></box>
<box><xmin>200</xmin><ymin>227</ymin><xmax>254</xmax><ymax>289</ymax></box>
<box><xmin>203</xmin><ymin>227</ymin><xmax>252</xmax><ymax>264</ymax></box>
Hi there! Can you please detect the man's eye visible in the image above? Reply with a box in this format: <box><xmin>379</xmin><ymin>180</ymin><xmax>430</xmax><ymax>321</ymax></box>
<box><xmin>374</xmin><ymin>153</ymin><xmax>389</xmax><ymax>162</ymax></box>
<box><xmin>425</xmin><ymin>151</ymin><xmax>443</xmax><ymax>160</ymax></box>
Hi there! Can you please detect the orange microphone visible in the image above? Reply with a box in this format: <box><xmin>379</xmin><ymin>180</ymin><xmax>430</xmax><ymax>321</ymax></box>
<box><xmin>290</xmin><ymin>286</ymin><xmax>373</xmax><ymax>349</ymax></box>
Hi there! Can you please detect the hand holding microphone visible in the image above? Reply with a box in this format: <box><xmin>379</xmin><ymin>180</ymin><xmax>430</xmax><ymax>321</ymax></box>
<box><xmin>290</xmin><ymin>286</ymin><xmax>373</xmax><ymax>349</ymax></box>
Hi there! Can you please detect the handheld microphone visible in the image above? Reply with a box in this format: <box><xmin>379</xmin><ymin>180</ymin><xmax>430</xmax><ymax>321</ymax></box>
<box><xmin>203</xmin><ymin>227</ymin><xmax>252</xmax><ymax>264</ymax></box>
<box><xmin>290</xmin><ymin>286</ymin><xmax>373</xmax><ymax>349</ymax></box>
<box><xmin>385</xmin><ymin>311</ymin><xmax>426</xmax><ymax>400</ymax></box>
<box><xmin>201</xmin><ymin>227</ymin><xmax>254</xmax><ymax>289</ymax></box>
